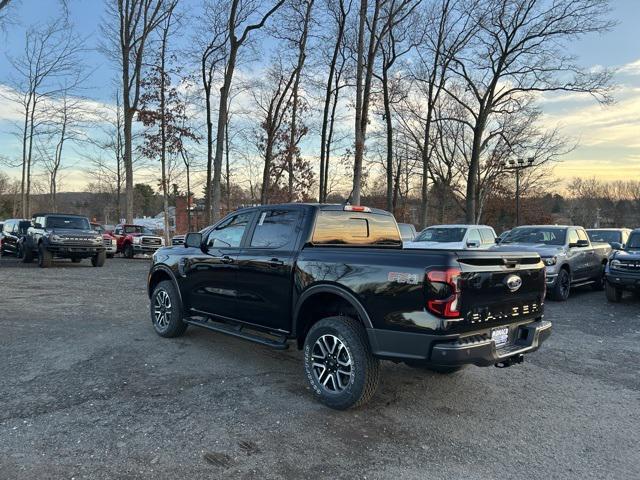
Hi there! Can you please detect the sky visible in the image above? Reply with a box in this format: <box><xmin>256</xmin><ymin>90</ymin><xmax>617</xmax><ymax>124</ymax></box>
<box><xmin>0</xmin><ymin>0</ymin><xmax>639</xmax><ymax>191</ymax></box>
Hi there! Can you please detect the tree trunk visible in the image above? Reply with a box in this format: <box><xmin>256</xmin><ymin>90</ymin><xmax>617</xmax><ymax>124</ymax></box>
<box><xmin>225</xmin><ymin>113</ymin><xmax>231</xmax><ymax>212</ymax></box>
<box><xmin>160</xmin><ymin>27</ymin><xmax>171</xmax><ymax>246</ymax></box>
<box><xmin>352</xmin><ymin>0</ymin><xmax>367</xmax><ymax>204</ymax></box>
<box><xmin>123</xmin><ymin>105</ymin><xmax>134</xmax><ymax>223</ymax></box>
<box><xmin>20</xmin><ymin>95</ymin><xmax>31</xmax><ymax>218</ymax></box>
<box><xmin>382</xmin><ymin>67</ymin><xmax>393</xmax><ymax>212</ymax></box>
<box><xmin>261</xmin><ymin>134</ymin><xmax>274</xmax><ymax>204</ymax></box>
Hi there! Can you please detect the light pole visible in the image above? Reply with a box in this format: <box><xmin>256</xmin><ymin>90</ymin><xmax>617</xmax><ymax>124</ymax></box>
<box><xmin>501</xmin><ymin>157</ymin><xmax>535</xmax><ymax>226</ymax></box>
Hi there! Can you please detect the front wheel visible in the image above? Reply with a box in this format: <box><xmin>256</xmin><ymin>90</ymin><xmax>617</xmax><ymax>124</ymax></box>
<box><xmin>150</xmin><ymin>280</ymin><xmax>187</xmax><ymax>338</ymax></box>
<box><xmin>124</xmin><ymin>244</ymin><xmax>134</xmax><ymax>259</ymax></box>
<box><xmin>22</xmin><ymin>244</ymin><xmax>33</xmax><ymax>263</ymax></box>
<box><xmin>549</xmin><ymin>269</ymin><xmax>570</xmax><ymax>301</ymax></box>
<box><xmin>38</xmin><ymin>244</ymin><xmax>52</xmax><ymax>268</ymax></box>
<box><xmin>303</xmin><ymin>316</ymin><xmax>380</xmax><ymax>410</ymax></box>
<box><xmin>92</xmin><ymin>250</ymin><xmax>106</xmax><ymax>267</ymax></box>
<box><xmin>605</xmin><ymin>282</ymin><xmax>622</xmax><ymax>302</ymax></box>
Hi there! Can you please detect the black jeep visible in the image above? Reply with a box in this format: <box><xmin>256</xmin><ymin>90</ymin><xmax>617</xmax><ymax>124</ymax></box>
<box><xmin>605</xmin><ymin>229</ymin><xmax>640</xmax><ymax>301</ymax></box>
<box><xmin>23</xmin><ymin>213</ymin><xmax>106</xmax><ymax>268</ymax></box>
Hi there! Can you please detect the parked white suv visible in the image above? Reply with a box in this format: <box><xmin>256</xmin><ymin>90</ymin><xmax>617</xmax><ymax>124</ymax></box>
<box><xmin>405</xmin><ymin>224</ymin><xmax>497</xmax><ymax>250</ymax></box>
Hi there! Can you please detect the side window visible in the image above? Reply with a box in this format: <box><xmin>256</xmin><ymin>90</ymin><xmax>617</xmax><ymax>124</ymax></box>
<box><xmin>35</xmin><ymin>217</ymin><xmax>45</xmax><ymax>228</ymax></box>
<box><xmin>577</xmin><ymin>229</ymin><xmax>589</xmax><ymax>242</ymax></box>
<box><xmin>567</xmin><ymin>229</ymin><xmax>579</xmax><ymax>245</ymax></box>
<box><xmin>207</xmin><ymin>212</ymin><xmax>253</xmax><ymax>248</ymax></box>
<box><xmin>4</xmin><ymin>221</ymin><xmax>13</xmax><ymax>233</ymax></box>
<box><xmin>467</xmin><ymin>229</ymin><xmax>481</xmax><ymax>245</ymax></box>
<box><xmin>114</xmin><ymin>226</ymin><xmax>123</xmax><ymax>235</ymax></box>
<box><xmin>250</xmin><ymin>210</ymin><xmax>299</xmax><ymax>248</ymax></box>
<box><xmin>623</xmin><ymin>231</ymin><xmax>629</xmax><ymax>245</ymax></box>
<box><xmin>480</xmin><ymin>228</ymin><xmax>495</xmax><ymax>244</ymax></box>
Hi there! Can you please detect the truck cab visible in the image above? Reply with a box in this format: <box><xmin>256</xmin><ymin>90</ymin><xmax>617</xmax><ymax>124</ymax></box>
<box><xmin>111</xmin><ymin>224</ymin><xmax>164</xmax><ymax>258</ymax></box>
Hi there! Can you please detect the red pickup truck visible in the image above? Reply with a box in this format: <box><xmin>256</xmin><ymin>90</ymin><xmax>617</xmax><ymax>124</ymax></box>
<box><xmin>110</xmin><ymin>224</ymin><xmax>165</xmax><ymax>258</ymax></box>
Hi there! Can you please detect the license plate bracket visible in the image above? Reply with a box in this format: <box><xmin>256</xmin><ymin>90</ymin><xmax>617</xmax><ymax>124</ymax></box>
<box><xmin>491</xmin><ymin>327</ymin><xmax>509</xmax><ymax>347</ymax></box>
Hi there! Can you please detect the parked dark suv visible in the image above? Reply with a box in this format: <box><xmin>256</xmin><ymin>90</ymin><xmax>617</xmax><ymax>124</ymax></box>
<box><xmin>0</xmin><ymin>219</ymin><xmax>31</xmax><ymax>257</ymax></box>
<box><xmin>23</xmin><ymin>213</ymin><xmax>106</xmax><ymax>268</ymax></box>
<box><xmin>604</xmin><ymin>229</ymin><xmax>640</xmax><ymax>302</ymax></box>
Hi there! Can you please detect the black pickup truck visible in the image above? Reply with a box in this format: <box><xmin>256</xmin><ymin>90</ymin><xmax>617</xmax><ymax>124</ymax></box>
<box><xmin>147</xmin><ymin>204</ymin><xmax>551</xmax><ymax>409</ymax></box>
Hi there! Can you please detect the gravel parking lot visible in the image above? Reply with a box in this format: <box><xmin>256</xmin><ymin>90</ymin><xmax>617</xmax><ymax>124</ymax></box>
<box><xmin>1</xmin><ymin>256</ymin><xmax>639</xmax><ymax>479</ymax></box>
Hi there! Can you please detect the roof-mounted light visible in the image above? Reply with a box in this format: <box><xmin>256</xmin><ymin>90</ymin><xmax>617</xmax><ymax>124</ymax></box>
<box><xmin>344</xmin><ymin>205</ymin><xmax>371</xmax><ymax>212</ymax></box>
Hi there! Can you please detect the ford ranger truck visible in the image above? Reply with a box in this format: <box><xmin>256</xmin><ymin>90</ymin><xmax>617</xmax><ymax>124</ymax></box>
<box><xmin>147</xmin><ymin>204</ymin><xmax>551</xmax><ymax>409</ymax></box>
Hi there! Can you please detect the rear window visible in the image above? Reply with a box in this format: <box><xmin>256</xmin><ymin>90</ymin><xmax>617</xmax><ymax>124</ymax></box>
<box><xmin>587</xmin><ymin>230</ymin><xmax>620</xmax><ymax>243</ymax></box>
<box><xmin>416</xmin><ymin>227</ymin><xmax>466</xmax><ymax>243</ymax></box>
<box><xmin>311</xmin><ymin>211</ymin><xmax>401</xmax><ymax>247</ymax></box>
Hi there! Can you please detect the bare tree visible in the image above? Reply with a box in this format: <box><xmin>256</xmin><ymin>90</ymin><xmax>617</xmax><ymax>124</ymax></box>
<box><xmin>103</xmin><ymin>0</ymin><xmax>173</xmax><ymax>223</ymax></box>
<box><xmin>446</xmin><ymin>0</ymin><xmax>614</xmax><ymax>223</ymax></box>
<box><xmin>210</xmin><ymin>0</ymin><xmax>286</xmax><ymax>221</ymax></box>
<box><xmin>351</xmin><ymin>0</ymin><xmax>419</xmax><ymax>205</ymax></box>
<box><xmin>37</xmin><ymin>93</ymin><xmax>88</xmax><ymax>211</ymax></box>
<box><xmin>318</xmin><ymin>0</ymin><xmax>351</xmax><ymax>203</ymax></box>
<box><xmin>5</xmin><ymin>17</ymin><xmax>84</xmax><ymax>217</ymax></box>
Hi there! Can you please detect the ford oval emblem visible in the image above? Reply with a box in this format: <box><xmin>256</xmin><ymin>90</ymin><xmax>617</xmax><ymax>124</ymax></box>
<box><xmin>506</xmin><ymin>274</ymin><xmax>523</xmax><ymax>292</ymax></box>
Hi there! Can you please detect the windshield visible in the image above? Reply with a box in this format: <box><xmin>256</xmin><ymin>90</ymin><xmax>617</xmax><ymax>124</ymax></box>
<box><xmin>626</xmin><ymin>234</ymin><xmax>640</xmax><ymax>250</ymax></box>
<box><xmin>124</xmin><ymin>225</ymin><xmax>154</xmax><ymax>235</ymax></box>
<box><xmin>415</xmin><ymin>227</ymin><xmax>467</xmax><ymax>243</ymax></box>
<box><xmin>45</xmin><ymin>216</ymin><xmax>90</xmax><ymax>230</ymax></box>
<box><xmin>587</xmin><ymin>230</ymin><xmax>620</xmax><ymax>244</ymax></box>
<box><xmin>502</xmin><ymin>227</ymin><xmax>566</xmax><ymax>245</ymax></box>
<box><xmin>92</xmin><ymin>224</ymin><xmax>104</xmax><ymax>234</ymax></box>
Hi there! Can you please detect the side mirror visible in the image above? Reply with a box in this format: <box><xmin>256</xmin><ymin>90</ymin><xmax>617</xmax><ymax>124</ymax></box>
<box><xmin>577</xmin><ymin>239</ymin><xmax>589</xmax><ymax>247</ymax></box>
<box><xmin>467</xmin><ymin>240</ymin><xmax>480</xmax><ymax>248</ymax></box>
<box><xmin>33</xmin><ymin>222</ymin><xmax>42</xmax><ymax>229</ymax></box>
<box><xmin>185</xmin><ymin>232</ymin><xmax>203</xmax><ymax>249</ymax></box>
<box><xmin>610</xmin><ymin>242</ymin><xmax>623</xmax><ymax>250</ymax></box>
<box><xmin>495</xmin><ymin>237</ymin><xmax>502</xmax><ymax>244</ymax></box>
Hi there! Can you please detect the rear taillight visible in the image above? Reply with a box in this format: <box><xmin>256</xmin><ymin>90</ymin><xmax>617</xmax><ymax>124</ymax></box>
<box><xmin>426</xmin><ymin>268</ymin><xmax>462</xmax><ymax>318</ymax></box>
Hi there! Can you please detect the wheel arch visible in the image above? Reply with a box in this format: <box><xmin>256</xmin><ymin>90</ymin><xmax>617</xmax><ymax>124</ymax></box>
<box><xmin>293</xmin><ymin>284</ymin><xmax>373</xmax><ymax>349</ymax></box>
<box><xmin>148</xmin><ymin>265</ymin><xmax>184</xmax><ymax>309</ymax></box>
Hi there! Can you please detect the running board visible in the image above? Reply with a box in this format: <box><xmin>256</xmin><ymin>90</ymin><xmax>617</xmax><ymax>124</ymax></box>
<box><xmin>185</xmin><ymin>318</ymin><xmax>289</xmax><ymax>350</ymax></box>
<box><xmin>572</xmin><ymin>279</ymin><xmax>597</xmax><ymax>288</ymax></box>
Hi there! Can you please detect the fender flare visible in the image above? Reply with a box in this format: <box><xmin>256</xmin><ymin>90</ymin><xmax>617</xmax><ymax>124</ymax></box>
<box><xmin>293</xmin><ymin>284</ymin><xmax>373</xmax><ymax>336</ymax></box>
<box><xmin>148</xmin><ymin>264</ymin><xmax>184</xmax><ymax>309</ymax></box>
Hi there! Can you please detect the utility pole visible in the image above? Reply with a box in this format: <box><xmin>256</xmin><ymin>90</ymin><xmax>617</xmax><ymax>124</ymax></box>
<box><xmin>501</xmin><ymin>157</ymin><xmax>535</xmax><ymax>226</ymax></box>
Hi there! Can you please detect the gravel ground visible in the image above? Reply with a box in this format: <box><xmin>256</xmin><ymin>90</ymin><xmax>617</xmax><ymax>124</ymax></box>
<box><xmin>0</xmin><ymin>256</ymin><xmax>639</xmax><ymax>479</ymax></box>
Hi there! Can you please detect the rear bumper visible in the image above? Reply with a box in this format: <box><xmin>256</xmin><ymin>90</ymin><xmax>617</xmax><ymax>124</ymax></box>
<box><xmin>367</xmin><ymin>319</ymin><xmax>551</xmax><ymax>367</ymax></box>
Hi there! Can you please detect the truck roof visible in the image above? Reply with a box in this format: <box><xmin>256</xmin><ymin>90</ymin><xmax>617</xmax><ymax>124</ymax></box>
<box><xmin>32</xmin><ymin>212</ymin><xmax>88</xmax><ymax>218</ymax></box>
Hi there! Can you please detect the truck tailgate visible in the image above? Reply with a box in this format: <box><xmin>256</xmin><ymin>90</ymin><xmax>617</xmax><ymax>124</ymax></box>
<box><xmin>453</xmin><ymin>251</ymin><xmax>545</xmax><ymax>332</ymax></box>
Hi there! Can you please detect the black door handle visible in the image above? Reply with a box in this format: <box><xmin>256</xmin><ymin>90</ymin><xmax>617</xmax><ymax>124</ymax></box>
<box><xmin>269</xmin><ymin>258</ymin><xmax>284</xmax><ymax>267</ymax></box>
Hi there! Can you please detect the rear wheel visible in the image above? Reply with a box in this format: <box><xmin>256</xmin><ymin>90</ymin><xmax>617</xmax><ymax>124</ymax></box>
<box><xmin>38</xmin><ymin>244</ymin><xmax>52</xmax><ymax>268</ymax></box>
<box><xmin>91</xmin><ymin>250</ymin><xmax>106</xmax><ymax>267</ymax></box>
<box><xmin>124</xmin><ymin>243</ymin><xmax>134</xmax><ymax>259</ymax></box>
<box><xmin>605</xmin><ymin>282</ymin><xmax>623</xmax><ymax>302</ymax></box>
<box><xmin>592</xmin><ymin>264</ymin><xmax>606</xmax><ymax>291</ymax></box>
<box><xmin>150</xmin><ymin>280</ymin><xmax>187</xmax><ymax>337</ymax></box>
<box><xmin>549</xmin><ymin>268</ymin><xmax>570</xmax><ymax>301</ymax></box>
<box><xmin>303</xmin><ymin>316</ymin><xmax>380</xmax><ymax>410</ymax></box>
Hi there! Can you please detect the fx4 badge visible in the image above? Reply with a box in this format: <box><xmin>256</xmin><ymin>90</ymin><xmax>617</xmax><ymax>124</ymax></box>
<box><xmin>388</xmin><ymin>272</ymin><xmax>419</xmax><ymax>285</ymax></box>
<box><xmin>505</xmin><ymin>274</ymin><xmax>523</xmax><ymax>292</ymax></box>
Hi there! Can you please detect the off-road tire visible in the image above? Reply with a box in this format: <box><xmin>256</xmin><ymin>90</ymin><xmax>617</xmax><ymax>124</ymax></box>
<box><xmin>72</xmin><ymin>258</ymin><xmax>82</xmax><ymax>263</ymax></box>
<box><xmin>404</xmin><ymin>361</ymin><xmax>464</xmax><ymax>374</ymax></box>
<box><xmin>303</xmin><ymin>316</ymin><xmax>380</xmax><ymax>410</ymax></box>
<box><xmin>605</xmin><ymin>282</ymin><xmax>622</xmax><ymax>303</ymax></box>
<box><xmin>150</xmin><ymin>280</ymin><xmax>187</xmax><ymax>338</ymax></box>
<box><xmin>91</xmin><ymin>250</ymin><xmax>106</xmax><ymax>267</ymax></box>
<box><xmin>22</xmin><ymin>243</ymin><xmax>33</xmax><ymax>263</ymax></box>
<box><xmin>124</xmin><ymin>243</ymin><xmax>134</xmax><ymax>259</ymax></box>
<box><xmin>549</xmin><ymin>268</ymin><xmax>570</xmax><ymax>301</ymax></box>
<box><xmin>38</xmin><ymin>244</ymin><xmax>52</xmax><ymax>268</ymax></box>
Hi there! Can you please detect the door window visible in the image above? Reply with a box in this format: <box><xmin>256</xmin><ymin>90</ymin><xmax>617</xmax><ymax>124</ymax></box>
<box><xmin>466</xmin><ymin>229</ymin><xmax>481</xmax><ymax>245</ymax></box>
<box><xmin>480</xmin><ymin>228</ymin><xmax>495</xmax><ymax>244</ymax></box>
<box><xmin>206</xmin><ymin>212</ymin><xmax>253</xmax><ymax>248</ymax></box>
<box><xmin>250</xmin><ymin>210</ymin><xmax>299</xmax><ymax>248</ymax></box>
<box><xmin>577</xmin><ymin>229</ymin><xmax>589</xmax><ymax>242</ymax></box>
<box><xmin>567</xmin><ymin>229</ymin><xmax>579</xmax><ymax>246</ymax></box>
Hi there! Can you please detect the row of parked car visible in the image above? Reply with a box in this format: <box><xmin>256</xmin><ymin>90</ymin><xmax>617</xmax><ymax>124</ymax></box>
<box><xmin>0</xmin><ymin>212</ymin><xmax>166</xmax><ymax>267</ymax></box>
<box><xmin>397</xmin><ymin>223</ymin><xmax>639</xmax><ymax>303</ymax></box>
